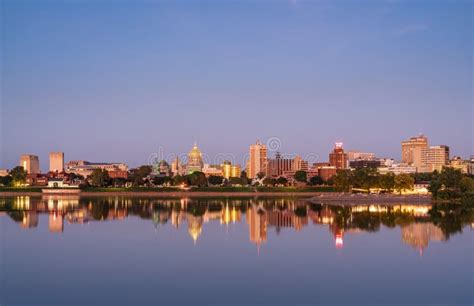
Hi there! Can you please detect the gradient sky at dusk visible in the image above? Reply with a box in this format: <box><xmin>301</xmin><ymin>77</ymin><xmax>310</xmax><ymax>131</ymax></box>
<box><xmin>1</xmin><ymin>0</ymin><xmax>472</xmax><ymax>171</ymax></box>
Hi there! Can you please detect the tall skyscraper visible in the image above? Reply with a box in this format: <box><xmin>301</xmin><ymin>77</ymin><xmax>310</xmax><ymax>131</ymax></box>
<box><xmin>329</xmin><ymin>143</ymin><xmax>348</xmax><ymax>169</ymax></box>
<box><xmin>20</xmin><ymin>154</ymin><xmax>40</xmax><ymax>174</ymax></box>
<box><xmin>401</xmin><ymin>135</ymin><xmax>429</xmax><ymax>169</ymax></box>
<box><xmin>248</xmin><ymin>140</ymin><xmax>267</xmax><ymax>179</ymax></box>
<box><xmin>49</xmin><ymin>152</ymin><xmax>64</xmax><ymax>173</ymax></box>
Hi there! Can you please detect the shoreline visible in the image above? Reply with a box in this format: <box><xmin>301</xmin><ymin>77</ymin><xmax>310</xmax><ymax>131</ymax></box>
<box><xmin>0</xmin><ymin>191</ymin><xmax>433</xmax><ymax>203</ymax></box>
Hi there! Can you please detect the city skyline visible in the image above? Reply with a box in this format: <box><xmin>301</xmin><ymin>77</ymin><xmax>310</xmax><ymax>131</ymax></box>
<box><xmin>1</xmin><ymin>1</ymin><xmax>472</xmax><ymax>170</ymax></box>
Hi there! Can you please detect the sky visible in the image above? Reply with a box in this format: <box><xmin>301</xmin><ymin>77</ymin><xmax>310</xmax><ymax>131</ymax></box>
<box><xmin>1</xmin><ymin>0</ymin><xmax>472</xmax><ymax>171</ymax></box>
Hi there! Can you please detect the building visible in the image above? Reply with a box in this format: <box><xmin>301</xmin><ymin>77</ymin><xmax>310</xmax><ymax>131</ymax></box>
<box><xmin>329</xmin><ymin>143</ymin><xmax>348</xmax><ymax>169</ymax></box>
<box><xmin>293</xmin><ymin>155</ymin><xmax>309</xmax><ymax>172</ymax></box>
<box><xmin>449</xmin><ymin>156</ymin><xmax>469</xmax><ymax>174</ymax></box>
<box><xmin>152</xmin><ymin>160</ymin><xmax>171</xmax><ymax>176</ymax></box>
<box><xmin>65</xmin><ymin>160</ymin><xmax>128</xmax><ymax>177</ymax></box>
<box><xmin>0</xmin><ymin>169</ymin><xmax>8</xmax><ymax>177</ymax></box>
<box><xmin>248</xmin><ymin>140</ymin><xmax>267</xmax><ymax>179</ymax></box>
<box><xmin>171</xmin><ymin>157</ymin><xmax>185</xmax><ymax>176</ymax></box>
<box><xmin>378</xmin><ymin>164</ymin><xmax>417</xmax><ymax>175</ymax></box>
<box><xmin>49</xmin><ymin>152</ymin><xmax>64</xmax><ymax>173</ymax></box>
<box><xmin>20</xmin><ymin>154</ymin><xmax>40</xmax><ymax>174</ymax></box>
<box><xmin>47</xmin><ymin>178</ymin><xmax>79</xmax><ymax>188</ymax></box>
<box><xmin>318</xmin><ymin>166</ymin><xmax>337</xmax><ymax>181</ymax></box>
<box><xmin>230</xmin><ymin>165</ymin><xmax>241</xmax><ymax>178</ymax></box>
<box><xmin>202</xmin><ymin>164</ymin><xmax>223</xmax><ymax>177</ymax></box>
<box><xmin>267</xmin><ymin>152</ymin><xmax>293</xmax><ymax>177</ymax></box>
<box><xmin>420</xmin><ymin>145</ymin><xmax>449</xmax><ymax>173</ymax></box>
<box><xmin>349</xmin><ymin>159</ymin><xmax>383</xmax><ymax>169</ymax></box>
<box><xmin>401</xmin><ymin>135</ymin><xmax>429</xmax><ymax>170</ymax></box>
<box><xmin>469</xmin><ymin>156</ymin><xmax>474</xmax><ymax>175</ymax></box>
<box><xmin>347</xmin><ymin>151</ymin><xmax>376</xmax><ymax>161</ymax></box>
<box><xmin>187</xmin><ymin>143</ymin><xmax>204</xmax><ymax>174</ymax></box>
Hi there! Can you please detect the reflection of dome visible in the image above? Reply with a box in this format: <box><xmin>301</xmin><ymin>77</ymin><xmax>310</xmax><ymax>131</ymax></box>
<box><xmin>187</xmin><ymin>215</ymin><xmax>203</xmax><ymax>244</ymax></box>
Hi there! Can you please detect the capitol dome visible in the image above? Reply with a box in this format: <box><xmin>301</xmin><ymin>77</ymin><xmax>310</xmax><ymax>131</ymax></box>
<box><xmin>187</xmin><ymin>142</ymin><xmax>204</xmax><ymax>174</ymax></box>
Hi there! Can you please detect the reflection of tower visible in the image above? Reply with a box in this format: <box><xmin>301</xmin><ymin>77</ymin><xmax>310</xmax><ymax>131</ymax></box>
<box><xmin>187</xmin><ymin>214</ymin><xmax>203</xmax><ymax>244</ymax></box>
<box><xmin>221</xmin><ymin>205</ymin><xmax>241</xmax><ymax>225</ymax></box>
<box><xmin>330</xmin><ymin>223</ymin><xmax>344</xmax><ymax>249</ymax></box>
<box><xmin>20</xmin><ymin>211</ymin><xmax>38</xmax><ymax>229</ymax></box>
<box><xmin>49</xmin><ymin>211</ymin><xmax>64</xmax><ymax>233</ymax></box>
<box><xmin>401</xmin><ymin>223</ymin><xmax>445</xmax><ymax>255</ymax></box>
<box><xmin>246</xmin><ymin>206</ymin><xmax>267</xmax><ymax>250</ymax></box>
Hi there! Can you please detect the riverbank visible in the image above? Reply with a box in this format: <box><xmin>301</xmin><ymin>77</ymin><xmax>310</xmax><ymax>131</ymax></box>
<box><xmin>0</xmin><ymin>189</ymin><xmax>433</xmax><ymax>203</ymax></box>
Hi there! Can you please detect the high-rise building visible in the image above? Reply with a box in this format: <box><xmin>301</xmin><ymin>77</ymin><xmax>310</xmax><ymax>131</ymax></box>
<box><xmin>20</xmin><ymin>154</ymin><xmax>40</xmax><ymax>174</ymax></box>
<box><xmin>248</xmin><ymin>140</ymin><xmax>267</xmax><ymax>179</ymax></box>
<box><xmin>420</xmin><ymin>145</ymin><xmax>449</xmax><ymax>173</ymax></box>
<box><xmin>293</xmin><ymin>155</ymin><xmax>309</xmax><ymax>172</ymax></box>
<box><xmin>401</xmin><ymin>135</ymin><xmax>429</xmax><ymax>169</ymax></box>
<box><xmin>186</xmin><ymin>143</ymin><xmax>204</xmax><ymax>174</ymax></box>
<box><xmin>267</xmin><ymin>152</ymin><xmax>293</xmax><ymax>177</ymax></box>
<box><xmin>171</xmin><ymin>157</ymin><xmax>184</xmax><ymax>176</ymax></box>
<box><xmin>49</xmin><ymin>152</ymin><xmax>64</xmax><ymax>173</ymax></box>
<box><xmin>329</xmin><ymin>143</ymin><xmax>348</xmax><ymax>169</ymax></box>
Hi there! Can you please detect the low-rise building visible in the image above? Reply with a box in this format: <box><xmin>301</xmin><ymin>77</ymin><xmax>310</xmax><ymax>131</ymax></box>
<box><xmin>449</xmin><ymin>156</ymin><xmax>469</xmax><ymax>174</ymax></box>
<box><xmin>0</xmin><ymin>169</ymin><xmax>8</xmax><ymax>177</ymax></box>
<box><xmin>378</xmin><ymin>164</ymin><xmax>417</xmax><ymax>175</ymax></box>
<box><xmin>65</xmin><ymin>160</ymin><xmax>128</xmax><ymax>178</ymax></box>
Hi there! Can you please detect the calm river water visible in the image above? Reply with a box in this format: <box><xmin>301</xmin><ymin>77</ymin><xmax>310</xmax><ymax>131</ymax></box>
<box><xmin>0</xmin><ymin>196</ymin><xmax>472</xmax><ymax>305</ymax></box>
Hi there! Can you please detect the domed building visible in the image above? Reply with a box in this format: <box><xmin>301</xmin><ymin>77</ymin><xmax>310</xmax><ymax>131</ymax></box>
<box><xmin>187</xmin><ymin>142</ymin><xmax>204</xmax><ymax>174</ymax></box>
<box><xmin>153</xmin><ymin>159</ymin><xmax>170</xmax><ymax>176</ymax></box>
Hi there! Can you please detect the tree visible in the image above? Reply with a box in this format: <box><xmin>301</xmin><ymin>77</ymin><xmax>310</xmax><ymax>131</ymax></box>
<box><xmin>439</xmin><ymin>167</ymin><xmax>463</xmax><ymax>190</ymax></box>
<box><xmin>129</xmin><ymin>165</ymin><xmax>152</xmax><ymax>186</ymax></box>
<box><xmin>309</xmin><ymin>175</ymin><xmax>323</xmax><ymax>186</ymax></box>
<box><xmin>229</xmin><ymin>177</ymin><xmax>245</xmax><ymax>186</ymax></box>
<box><xmin>89</xmin><ymin>169</ymin><xmax>110</xmax><ymax>187</ymax></box>
<box><xmin>394</xmin><ymin>173</ymin><xmax>414</xmax><ymax>194</ymax></box>
<box><xmin>256</xmin><ymin>172</ymin><xmax>266</xmax><ymax>180</ymax></box>
<box><xmin>294</xmin><ymin>170</ymin><xmax>307</xmax><ymax>183</ymax></box>
<box><xmin>428</xmin><ymin>174</ymin><xmax>442</xmax><ymax>198</ymax></box>
<box><xmin>0</xmin><ymin>175</ymin><xmax>13</xmax><ymax>187</ymax></box>
<box><xmin>262</xmin><ymin>177</ymin><xmax>275</xmax><ymax>186</ymax></box>
<box><xmin>186</xmin><ymin>171</ymin><xmax>207</xmax><ymax>187</ymax></box>
<box><xmin>276</xmin><ymin>176</ymin><xmax>288</xmax><ymax>186</ymax></box>
<box><xmin>352</xmin><ymin>167</ymin><xmax>378</xmax><ymax>192</ymax></box>
<box><xmin>173</xmin><ymin>175</ymin><xmax>186</xmax><ymax>186</ymax></box>
<box><xmin>333</xmin><ymin>170</ymin><xmax>352</xmax><ymax>192</ymax></box>
<box><xmin>460</xmin><ymin>176</ymin><xmax>474</xmax><ymax>193</ymax></box>
<box><xmin>208</xmin><ymin>175</ymin><xmax>224</xmax><ymax>186</ymax></box>
<box><xmin>379</xmin><ymin>173</ymin><xmax>395</xmax><ymax>193</ymax></box>
<box><xmin>9</xmin><ymin>166</ymin><xmax>27</xmax><ymax>186</ymax></box>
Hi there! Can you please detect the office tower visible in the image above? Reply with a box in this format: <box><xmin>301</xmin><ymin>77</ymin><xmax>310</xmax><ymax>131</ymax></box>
<box><xmin>420</xmin><ymin>145</ymin><xmax>450</xmax><ymax>172</ymax></box>
<box><xmin>20</xmin><ymin>154</ymin><xmax>40</xmax><ymax>174</ymax></box>
<box><xmin>248</xmin><ymin>140</ymin><xmax>267</xmax><ymax>178</ymax></box>
<box><xmin>267</xmin><ymin>152</ymin><xmax>294</xmax><ymax>177</ymax></box>
<box><xmin>401</xmin><ymin>135</ymin><xmax>429</xmax><ymax>169</ymax></box>
<box><xmin>49</xmin><ymin>152</ymin><xmax>64</xmax><ymax>173</ymax></box>
<box><xmin>329</xmin><ymin>143</ymin><xmax>348</xmax><ymax>169</ymax></box>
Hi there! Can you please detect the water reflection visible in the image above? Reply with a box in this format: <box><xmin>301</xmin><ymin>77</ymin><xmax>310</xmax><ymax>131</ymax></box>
<box><xmin>1</xmin><ymin>196</ymin><xmax>472</xmax><ymax>253</ymax></box>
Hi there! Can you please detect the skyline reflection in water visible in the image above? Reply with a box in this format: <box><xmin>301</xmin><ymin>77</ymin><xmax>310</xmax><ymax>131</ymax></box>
<box><xmin>0</xmin><ymin>196</ymin><xmax>473</xmax><ymax>305</ymax></box>
<box><xmin>1</xmin><ymin>196</ymin><xmax>472</xmax><ymax>254</ymax></box>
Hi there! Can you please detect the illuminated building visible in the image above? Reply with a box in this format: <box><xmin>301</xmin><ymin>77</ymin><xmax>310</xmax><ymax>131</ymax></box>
<box><xmin>49</xmin><ymin>152</ymin><xmax>64</xmax><ymax>173</ymax></box>
<box><xmin>293</xmin><ymin>155</ymin><xmax>308</xmax><ymax>171</ymax></box>
<box><xmin>171</xmin><ymin>156</ymin><xmax>185</xmax><ymax>176</ymax></box>
<box><xmin>20</xmin><ymin>154</ymin><xmax>40</xmax><ymax>174</ymax></box>
<box><xmin>329</xmin><ymin>143</ymin><xmax>348</xmax><ymax>169</ymax></box>
<box><xmin>347</xmin><ymin>151</ymin><xmax>376</xmax><ymax>161</ymax></box>
<box><xmin>267</xmin><ymin>152</ymin><xmax>293</xmax><ymax>177</ymax></box>
<box><xmin>378</xmin><ymin>164</ymin><xmax>417</xmax><ymax>175</ymax></box>
<box><xmin>65</xmin><ymin>160</ymin><xmax>128</xmax><ymax>178</ymax></box>
<box><xmin>187</xmin><ymin>143</ymin><xmax>204</xmax><ymax>174</ymax></box>
<box><xmin>401</xmin><ymin>135</ymin><xmax>429</xmax><ymax>170</ymax></box>
<box><xmin>203</xmin><ymin>164</ymin><xmax>222</xmax><ymax>177</ymax></box>
<box><xmin>247</xmin><ymin>140</ymin><xmax>267</xmax><ymax>179</ymax></box>
<box><xmin>231</xmin><ymin>165</ymin><xmax>241</xmax><ymax>178</ymax></box>
<box><xmin>349</xmin><ymin>160</ymin><xmax>383</xmax><ymax>169</ymax></box>
<box><xmin>0</xmin><ymin>169</ymin><xmax>8</xmax><ymax>176</ymax></box>
<box><xmin>420</xmin><ymin>145</ymin><xmax>450</xmax><ymax>173</ymax></box>
<box><xmin>449</xmin><ymin>156</ymin><xmax>469</xmax><ymax>174</ymax></box>
<box><xmin>221</xmin><ymin>161</ymin><xmax>232</xmax><ymax>179</ymax></box>
<box><xmin>153</xmin><ymin>159</ymin><xmax>170</xmax><ymax>176</ymax></box>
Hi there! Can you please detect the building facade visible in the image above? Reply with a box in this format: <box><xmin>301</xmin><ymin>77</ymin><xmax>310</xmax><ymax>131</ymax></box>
<box><xmin>65</xmin><ymin>160</ymin><xmax>128</xmax><ymax>177</ymax></box>
<box><xmin>420</xmin><ymin>145</ymin><xmax>449</xmax><ymax>173</ymax></box>
<box><xmin>49</xmin><ymin>152</ymin><xmax>64</xmax><ymax>173</ymax></box>
<box><xmin>401</xmin><ymin>135</ymin><xmax>428</xmax><ymax>170</ymax></box>
<box><xmin>20</xmin><ymin>154</ymin><xmax>40</xmax><ymax>174</ymax></box>
<box><xmin>329</xmin><ymin>143</ymin><xmax>348</xmax><ymax>169</ymax></box>
<box><xmin>248</xmin><ymin>140</ymin><xmax>267</xmax><ymax>179</ymax></box>
<box><xmin>187</xmin><ymin>143</ymin><xmax>204</xmax><ymax>174</ymax></box>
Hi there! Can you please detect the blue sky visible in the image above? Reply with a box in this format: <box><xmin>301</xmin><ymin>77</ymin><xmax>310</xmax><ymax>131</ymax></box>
<box><xmin>1</xmin><ymin>0</ymin><xmax>472</xmax><ymax>170</ymax></box>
